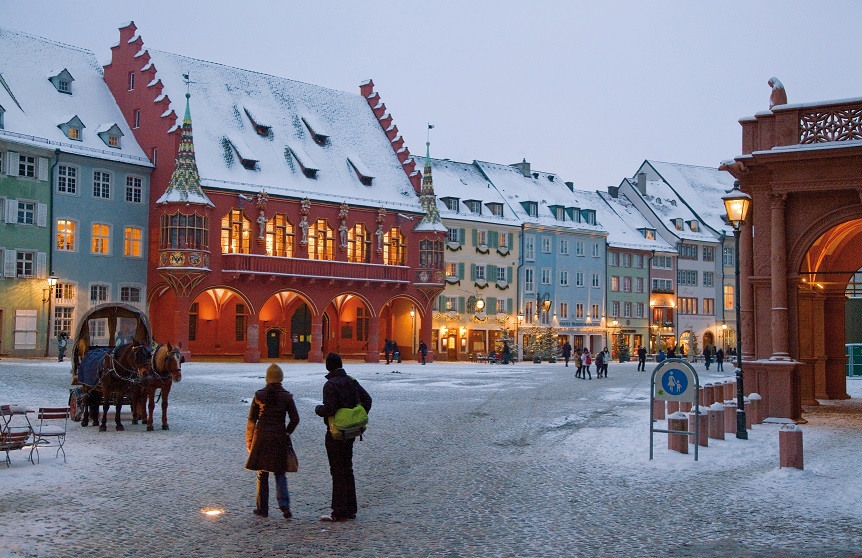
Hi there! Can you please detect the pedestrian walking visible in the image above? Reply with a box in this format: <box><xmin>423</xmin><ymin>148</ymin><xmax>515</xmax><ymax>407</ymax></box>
<box><xmin>601</xmin><ymin>347</ymin><xmax>610</xmax><ymax>377</ymax></box>
<box><xmin>245</xmin><ymin>363</ymin><xmax>300</xmax><ymax>519</ymax></box>
<box><xmin>418</xmin><ymin>340</ymin><xmax>428</xmax><ymax>365</ymax></box>
<box><xmin>501</xmin><ymin>341</ymin><xmax>511</xmax><ymax>365</ymax></box>
<box><xmin>595</xmin><ymin>348</ymin><xmax>604</xmax><ymax>378</ymax></box>
<box><xmin>575</xmin><ymin>349</ymin><xmax>584</xmax><ymax>378</ymax></box>
<box><xmin>704</xmin><ymin>346</ymin><xmax>713</xmax><ymax>370</ymax></box>
<box><xmin>384</xmin><ymin>338</ymin><xmax>393</xmax><ymax>364</ymax></box>
<box><xmin>583</xmin><ymin>349</ymin><xmax>592</xmax><ymax>379</ymax></box>
<box><xmin>716</xmin><ymin>348</ymin><xmax>725</xmax><ymax>372</ymax></box>
<box><xmin>57</xmin><ymin>332</ymin><xmax>69</xmax><ymax>363</ymax></box>
<box><xmin>562</xmin><ymin>340</ymin><xmax>572</xmax><ymax>367</ymax></box>
<box><xmin>315</xmin><ymin>352</ymin><xmax>372</xmax><ymax>522</ymax></box>
<box><xmin>637</xmin><ymin>346</ymin><xmax>647</xmax><ymax>371</ymax></box>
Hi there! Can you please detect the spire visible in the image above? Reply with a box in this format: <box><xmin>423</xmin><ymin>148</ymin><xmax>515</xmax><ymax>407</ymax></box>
<box><xmin>156</xmin><ymin>92</ymin><xmax>214</xmax><ymax>207</ymax></box>
<box><xmin>418</xmin><ymin>133</ymin><xmax>443</xmax><ymax>228</ymax></box>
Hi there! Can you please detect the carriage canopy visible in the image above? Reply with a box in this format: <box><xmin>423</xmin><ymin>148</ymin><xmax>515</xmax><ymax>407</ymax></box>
<box><xmin>72</xmin><ymin>303</ymin><xmax>153</xmax><ymax>383</ymax></box>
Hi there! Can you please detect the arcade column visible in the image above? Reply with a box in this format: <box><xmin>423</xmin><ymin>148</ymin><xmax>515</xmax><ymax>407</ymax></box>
<box><xmin>366</xmin><ymin>314</ymin><xmax>380</xmax><ymax>363</ymax></box>
<box><xmin>244</xmin><ymin>315</ymin><xmax>261</xmax><ymax>363</ymax></box>
<box><xmin>309</xmin><ymin>313</ymin><xmax>323</xmax><ymax>363</ymax></box>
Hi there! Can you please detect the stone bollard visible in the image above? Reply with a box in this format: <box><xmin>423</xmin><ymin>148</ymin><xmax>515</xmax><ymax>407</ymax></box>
<box><xmin>653</xmin><ymin>399</ymin><xmax>666</xmax><ymax>420</ymax></box>
<box><xmin>779</xmin><ymin>424</ymin><xmax>803</xmax><ymax>469</ymax></box>
<box><xmin>688</xmin><ymin>408</ymin><xmax>708</xmax><ymax>447</ymax></box>
<box><xmin>667</xmin><ymin>412</ymin><xmax>688</xmax><ymax>454</ymax></box>
<box><xmin>724</xmin><ymin>402</ymin><xmax>737</xmax><ymax>434</ymax></box>
<box><xmin>667</xmin><ymin>401</ymin><xmax>680</xmax><ymax>414</ymax></box>
<box><xmin>748</xmin><ymin>393</ymin><xmax>762</xmax><ymax>425</ymax></box>
<box><xmin>698</xmin><ymin>386</ymin><xmax>706</xmax><ymax>407</ymax></box>
<box><xmin>704</xmin><ymin>383</ymin><xmax>715</xmax><ymax>405</ymax></box>
<box><xmin>723</xmin><ymin>380</ymin><xmax>735</xmax><ymax>401</ymax></box>
<box><xmin>708</xmin><ymin>403</ymin><xmax>725</xmax><ymax>440</ymax></box>
<box><xmin>743</xmin><ymin>398</ymin><xmax>752</xmax><ymax>429</ymax></box>
<box><xmin>679</xmin><ymin>401</ymin><xmax>692</xmax><ymax>413</ymax></box>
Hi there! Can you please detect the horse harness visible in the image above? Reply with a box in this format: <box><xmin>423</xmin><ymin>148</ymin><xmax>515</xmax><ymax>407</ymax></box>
<box><xmin>103</xmin><ymin>344</ymin><xmax>153</xmax><ymax>384</ymax></box>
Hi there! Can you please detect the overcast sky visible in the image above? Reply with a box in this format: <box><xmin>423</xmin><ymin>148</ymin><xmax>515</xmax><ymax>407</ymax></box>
<box><xmin>4</xmin><ymin>1</ymin><xmax>861</xmax><ymax>189</ymax></box>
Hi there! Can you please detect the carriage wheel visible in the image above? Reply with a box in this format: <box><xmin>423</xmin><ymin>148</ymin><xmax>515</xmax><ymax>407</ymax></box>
<box><xmin>68</xmin><ymin>389</ymin><xmax>80</xmax><ymax>422</ymax></box>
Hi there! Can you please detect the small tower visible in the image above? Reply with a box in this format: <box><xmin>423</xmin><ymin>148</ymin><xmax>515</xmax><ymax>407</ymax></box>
<box><xmin>417</xmin><ymin>140</ymin><xmax>444</xmax><ymax>229</ymax></box>
<box><xmin>156</xmin><ymin>92</ymin><xmax>214</xmax><ymax>298</ymax></box>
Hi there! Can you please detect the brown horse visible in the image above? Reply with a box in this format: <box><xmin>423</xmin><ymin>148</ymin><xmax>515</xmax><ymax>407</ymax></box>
<box><xmin>138</xmin><ymin>343</ymin><xmax>182</xmax><ymax>431</ymax></box>
<box><xmin>93</xmin><ymin>342</ymin><xmax>153</xmax><ymax>432</ymax></box>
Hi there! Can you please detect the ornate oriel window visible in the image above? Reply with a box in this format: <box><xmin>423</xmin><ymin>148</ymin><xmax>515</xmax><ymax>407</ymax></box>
<box><xmin>383</xmin><ymin>227</ymin><xmax>406</xmax><ymax>266</ymax></box>
<box><xmin>419</xmin><ymin>238</ymin><xmax>444</xmax><ymax>269</ymax></box>
<box><xmin>162</xmin><ymin>212</ymin><xmax>209</xmax><ymax>249</ymax></box>
<box><xmin>348</xmin><ymin>223</ymin><xmax>370</xmax><ymax>263</ymax></box>
<box><xmin>266</xmin><ymin>213</ymin><xmax>294</xmax><ymax>257</ymax></box>
<box><xmin>221</xmin><ymin>209</ymin><xmax>250</xmax><ymax>254</ymax></box>
<box><xmin>308</xmin><ymin>219</ymin><xmax>334</xmax><ymax>260</ymax></box>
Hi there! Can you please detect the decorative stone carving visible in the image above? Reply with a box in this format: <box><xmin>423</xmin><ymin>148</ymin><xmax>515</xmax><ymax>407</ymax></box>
<box><xmin>768</xmin><ymin>77</ymin><xmax>787</xmax><ymax>110</ymax></box>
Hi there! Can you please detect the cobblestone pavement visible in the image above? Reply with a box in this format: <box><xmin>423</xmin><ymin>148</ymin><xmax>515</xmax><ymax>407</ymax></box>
<box><xmin>1</xmin><ymin>358</ymin><xmax>861</xmax><ymax>558</ymax></box>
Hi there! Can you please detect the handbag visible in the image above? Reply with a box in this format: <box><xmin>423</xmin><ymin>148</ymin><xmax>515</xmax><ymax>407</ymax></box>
<box><xmin>285</xmin><ymin>434</ymin><xmax>298</xmax><ymax>473</ymax></box>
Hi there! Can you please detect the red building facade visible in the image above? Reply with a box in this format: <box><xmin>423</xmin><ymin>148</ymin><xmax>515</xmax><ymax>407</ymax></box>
<box><xmin>103</xmin><ymin>23</ymin><xmax>444</xmax><ymax>363</ymax></box>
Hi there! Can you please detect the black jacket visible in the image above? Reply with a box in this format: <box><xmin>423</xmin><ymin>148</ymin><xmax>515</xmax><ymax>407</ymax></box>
<box><xmin>315</xmin><ymin>368</ymin><xmax>372</xmax><ymax>426</ymax></box>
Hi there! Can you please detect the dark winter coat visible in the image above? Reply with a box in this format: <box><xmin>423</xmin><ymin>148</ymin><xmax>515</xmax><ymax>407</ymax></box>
<box><xmin>314</xmin><ymin>368</ymin><xmax>372</xmax><ymax>426</ymax></box>
<box><xmin>562</xmin><ymin>343</ymin><xmax>572</xmax><ymax>358</ymax></box>
<box><xmin>245</xmin><ymin>383</ymin><xmax>300</xmax><ymax>473</ymax></box>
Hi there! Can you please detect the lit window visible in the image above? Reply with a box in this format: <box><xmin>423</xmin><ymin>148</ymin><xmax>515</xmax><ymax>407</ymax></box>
<box><xmin>266</xmin><ymin>213</ymin><xmax>295</xmax><ymax>258</ymax></box>
<box><xmin>221</xmin><ymin>209</ymin><xmax>250</xmax><ymax>254</ymax></box>
<box><xmin>124</xmin><ymin>227</ymin><xmax>142</xmax><ymax>257</ymax></box>
<box><xmin>92</xmin><ymin>223</ymin><xmax>110</xmax><ymax>254</ymax></box>
<box><xmin>56</xmin><ymin>220</ymin><xmax>76</xmax><ymax>251</ymax></box>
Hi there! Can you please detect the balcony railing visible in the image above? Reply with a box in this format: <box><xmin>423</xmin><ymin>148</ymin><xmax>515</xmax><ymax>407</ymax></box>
<box><xmin>221</xmin><ymin>253</ymin><xmax>410</xmax><ymax>283</ymax></box>
<box><xmin>742</xmin><ymin>97</ymin><xmax>862</xmax><ymax>154</ymax></box>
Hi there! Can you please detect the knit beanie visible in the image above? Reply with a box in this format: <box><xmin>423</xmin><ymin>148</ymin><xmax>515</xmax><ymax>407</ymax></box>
<box><xmin>325</xmin><ymin>352</ymin><xmax>342</xmax><ymax>372</ymax></box>
<box><xmin>265</xmin><ymin>363</ymin><xmax>283</xmax><ymax>384</ymax></box>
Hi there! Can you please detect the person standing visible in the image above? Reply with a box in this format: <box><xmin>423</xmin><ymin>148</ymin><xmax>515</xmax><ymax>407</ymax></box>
<box><xmin>601</xmin><ymin>347</ymin><xmax>611</xmax><ymax>378</ymax></box>
<box><xmin>57</xmin><ymin>332</ymin><xmax>69</xmax><ymax>363</ymax></box>
<box><xmin>583</xmin><ymin>348</ymin><xmax>592</xmax><ymax>379</ymax></box>
<box><xmin>595</xmin><ymin>348</ymin><xmax>604</xmax><ymax>378</ymax></box>
<box><xmin>383</xmin><ymin>339</ymin><xmax>393</xmax><ymax>365</ymax></box>
<box><xmin>392</xmin><ymin>341</ymin><xmax>401</xmax><ymax>363</ymax></box>
<box><xmin>245</xmin><ymin>363</ymin><xmax>300</xmax><ymax>519</ymax></box>
<box><xmin>562</xmin><ymin>340</ymin><xmax>573</xmax><ymax>368</ymax></box>
<box><xmin>418</xmin><ymin>340</ymin><xmax>428</xmax><ymax>365</ymax></box>
<box><xmin>704</xmin><ymin>346</ymin><xmax>713</xmax><ymax>370</ymax></box>
<box><xmin>716</xmin><ymin>348</ymin><xmax>725</xmax><ymax>372</ymax></box>
<box><xmin>315</xmin><ymin>353</ymin><xmax>372</xmax><ymax>522</ymax></box>
<box><xmin>575</xmin><ymin>349</ymin><xmax>584</xmax><ymax>378</ymax></box>
<box><xmin>657</xmin><ymin>349</ymin><xmax>667</xmax><ymax>363</ymax></box>
<box><xmin>501</xmin><ymin>341</ymin><xmax>511</xmax><ymax>365</ymax></box>
<box><xmin>637</xmin><ymin>346</ymin><xmax>647</xmax><ymax>371</ymax></box>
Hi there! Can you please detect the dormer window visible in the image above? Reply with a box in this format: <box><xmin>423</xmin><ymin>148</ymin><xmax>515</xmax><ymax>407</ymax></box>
<box><xmin>579</xmin><ymin>209</ymin><xmax>596</xmax><ymax>225</ymax></box>
<box><xmin>347</xmin><ymin>156</ymin><xmax>373</xmax><ymax>186</ymax></box>
<box><xmin>486</xmin><ymin>202</ymin><xmax>503</xmax><ymax>217</ymax></box>
<box><xmin>441</xmin><ymin>197</ymin><xmax>460</xmax><ymax>211</ymax></box>
<box><xmin>687</xmin><ymin>220</ymin><xmax>700</xmax><ymax>232</ymax></box>
<box><xmin>640</xmin><ymin>228</ymin><xmax>657</xmax><ymax>240</ymax></box>
<box><xmin>571</xmin><ymin>208</ymin><xmax>581</xmax><ymax>223</ymax></box>
<box><xmin>49</xmin><ymin>69</ymin><xmax>74</xmax><ymax>94</ymax></box>
<box><xmin>464</xmin><ymin>200</ymin><xmax>482</xmax><ymax>214</ymax></box>
<box><xmin>58</xmin><ymin>116</ymin><xmax>85</xmax><ymax>141</ymax></box>
<box><xmin>223</xmin><ymin>137</ymin><xmax>259</xmax><ymax>171</ymax></box>
<box><xmin>672</xmin><ymin>218</ymin><xmax>684</xmax><ymax>231</ymax></box>
<box><xmin>302</xmin><ymin>116</ymin><xmax>329</xmax><ymax>146</ymax></box>
<box><xmin>0</xmin><ymin>104</ymin><xmax>5</xmax><ymax>129</ymax></box>
<box><xmin>96</xmin><ymin>123</ymin><xmax>124</xmax><ymax>149</ymax></box>
<box><xmin>521</xmin><ymin>201</ymin><xmax>538</xmax><ymax>217</ymax></box>
<box><xmin>285</xmin><ymin>145</ymin><xmax>318</xmax><ymax>178</ymax></box>
<box><xmin>549</xmin><ymin>205</ymin><xmax>564</xmax><ymax>221</ymax></box>
<box><xmin>243</xmin><ymin>108</ymin><xmax>271</xmax><ymax>138</ymax></box>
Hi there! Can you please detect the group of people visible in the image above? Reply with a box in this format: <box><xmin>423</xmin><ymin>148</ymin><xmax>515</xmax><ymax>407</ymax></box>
<box><xmin>702</xmin><ymin>345</ymin><xmax>726</xmax><ymax>371</ymax></box>
<box><xmin>561</xmin><ymin>342</ymin><xmax>610</xmax><ymax>379</ymax></box>
<box><xmin>244</xmin><ymin>352</ymin><xmax>372</xmax><ymax>522</ymax></box>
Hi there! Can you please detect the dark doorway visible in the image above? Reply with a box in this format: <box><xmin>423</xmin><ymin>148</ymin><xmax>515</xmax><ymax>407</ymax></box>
<box><xmin>291</xmin><ymin>304</ymin><xmax>312</xmax><ymax>359</ymax></box>
<box><xmin>266</xmin><ymin>328</ymin><xmax>281</xmax><ymax>358</ymax></box>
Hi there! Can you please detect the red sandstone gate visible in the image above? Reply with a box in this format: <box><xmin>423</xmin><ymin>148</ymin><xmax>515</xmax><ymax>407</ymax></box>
<box><xmin>722</xmin><ymin>94</ymin><xmax>862</xmax><ymax>421</ymax></box>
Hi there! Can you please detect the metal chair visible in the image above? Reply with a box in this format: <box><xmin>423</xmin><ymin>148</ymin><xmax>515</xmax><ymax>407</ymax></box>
<box><xmin>0</xmin><ymin>404</ymin><xmax>33</xmax><ymax>467</ymax></box>
<box><xmin>29</xmin><ymin>407</ymin><xmax>70</xmax><ymax>464</ymax></box>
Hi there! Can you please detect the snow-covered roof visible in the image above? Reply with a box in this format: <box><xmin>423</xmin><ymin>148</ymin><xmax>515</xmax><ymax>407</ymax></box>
<box><xmin>645</xmin><ymin>160</ymin><xmax>736</xmax><ymax>238</ymax></box>
<box><xmin>475</xmin><ymin>160</ymin><xmax>605</xmax><ymax>234</ymax></box>
<box><xmin>143</xmin><ymin>49</ymin><xmax>420</xmax><ymax>211</ymax></box>
<box><xmin>0</xmin><ymin>28</ymin><xmax>151</xmax><ymax>167</ymax></box>
<box><xmin>595</xmin><ymin>191</ymin><xmax>676</xmax><ymax>253</ymax></box>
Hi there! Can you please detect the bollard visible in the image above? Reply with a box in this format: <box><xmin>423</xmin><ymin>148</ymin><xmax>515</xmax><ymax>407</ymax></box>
<box><xmin>779</xmin><ymin>424</ymin><xmax>803</xmax><ymax>469</ymax></box>
<box><xmin>723</xmin><ymin>402</ymin><xmax>737</xmax><ymax>433</ymax></box>
<box><xmin>667</xmin><ymin>412</ymin><xmax>688</xmax><ymax>454</ymax></box>
<box><xmin>698</xmin><ymin>386</ymin><xmax>706</xmax><ymax>407</ymax></box>
<box><xmin>748</xmin><ymin>393</ymin><xmax>762</xmax><ymax>425</ymax></box>
<box><xmin>679</xmin><ymin>401</ymin><xmax>692</xmax><ymax>413</ymax></box>
<box><xmin>689</xmin><ymin>408</ymin><xmax>708</xmax><ymax>447</ymax></box>
<box><xmin>667</xmin><ymin>401</ymin><xmax>680</xmax><ymax>414</ymax></box>
<box><xmin>743</xmin><ymin>398</ymin><xmax>752</xmax><ymax>429</ymax></box>
<box><xmin>704</xmin><ymin>383</ymin><xmax>716</xmax><ymax>405</ymax></box>
<box><xmin>653</xmin><ymin>399</ymin><xmax>666</xmax><ymax>420</ymax></box>
<box><xmin>723</xmin><ymin>380</ymin><xmax>735</xmax><ymax>401</ymax></box>
<box><xmin>708</xmin><ymin>403</ymin><xmax>725</xmax><ymax>440</ymax></box>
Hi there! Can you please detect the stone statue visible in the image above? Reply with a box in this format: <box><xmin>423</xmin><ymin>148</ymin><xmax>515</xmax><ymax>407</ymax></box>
<box><xmin>375</xmin><ymin>224</ymin><xmax>384</xmax><ymax>253</ymax></box>
<box><xmin>768</xmin><ymin>77</ymin><xmax>787</xmax><ymax>110</ymax></box>
<box><xmin>299</xmin><ymin>217</ymin><xmax>309</xmax><ymax>244</ymax></box>
<box><xmin>256</xmin><ymin>210</ymin><xmax>267</xmax><ymax>240</ymax></box>
<box><xmin>339</xmin><ymin>222</ymin><xmax>348</xmax><ymax>248</ymax></box>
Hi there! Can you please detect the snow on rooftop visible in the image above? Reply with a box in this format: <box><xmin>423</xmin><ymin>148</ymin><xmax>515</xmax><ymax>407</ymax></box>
<box><xmin>418</xmin><ymin>157</ymin><xmax>517</xmax><ymax>224</ymax></box>
<box><xmin>144</xmin><ymin>48</ymin><xmax>419</xmax><ymax>210</ymax></box>
<box><xmin>0</xmin><ymin>28</ymin><xmax>150</xmax><ymax>166</ymax></box>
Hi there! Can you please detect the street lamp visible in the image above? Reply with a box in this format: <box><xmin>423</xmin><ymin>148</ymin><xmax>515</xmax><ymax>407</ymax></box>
<box><xmin>723</xmin><ymin>180</ymin><xmax>751</xmax><ymax>440</ymax></box>
<box><xmin>409</xmin><ymin>306</ymin><xmax>416</xmax><ymax>356</ymax></box>
<box><xmin>43</xmin><ymin>274</ymin><xmax>58</xmax><ymax>357</ymax></box>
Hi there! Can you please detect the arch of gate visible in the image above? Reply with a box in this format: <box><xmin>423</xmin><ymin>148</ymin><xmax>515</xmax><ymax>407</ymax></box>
<box><xmin>723</xmin><ymin>95</ymin><xmax>862</xmax><ymax>421</ymax></box>
<box><xmin>317</xmin><ymin>292</ymin><xmax>378</xmax><ymax>362</ymax></box>
<box><xmin>185</xmin><ymin>285</ymin><xmax>257</xmax><ymax>359</ymax></box>
<box><xmin>258</xmin><ymin>289</ymin><xmax>318</xmax><ymax>361</ymax></box>
<box><xmin>379</xmin><ymin>294</ymin><xmax>430</xmax><ymax>363</ymax></box>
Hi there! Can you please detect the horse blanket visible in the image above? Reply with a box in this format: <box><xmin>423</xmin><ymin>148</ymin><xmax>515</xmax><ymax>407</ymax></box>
<box><xmin>78</xmin><ymin>347</ymin><xmax>112</xmax><ymax>386</ymax></box>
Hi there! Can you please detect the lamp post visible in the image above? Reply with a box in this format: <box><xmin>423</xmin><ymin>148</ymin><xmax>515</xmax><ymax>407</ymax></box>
<box><xmin>42</xmin><ymin>274</ymin><xmax>58</xmax><ymax>357</ymax></box>
<box><xmin>516</xmin><ymin>311</ymin><xmax>524</xmax><ymax>361</ymax></box>
<box><xmin>409</xmin><ymin>306</ymin><xmax>416</xmax><ymax>356</ymax></box>
<box><xmin>722</xmin><ymin>180</ymin><xmax>752</xmax><ymax>440</ymax></box>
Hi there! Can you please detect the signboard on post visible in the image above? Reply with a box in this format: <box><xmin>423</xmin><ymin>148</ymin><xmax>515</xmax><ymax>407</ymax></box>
<box><xmin>650</xmin><ymin>358</ymin><xmax>700</xmax><ymax>461</ymax></box>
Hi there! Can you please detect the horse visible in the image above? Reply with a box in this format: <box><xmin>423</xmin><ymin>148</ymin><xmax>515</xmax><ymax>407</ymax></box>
<box><xmin>138</xmin><ymin>343</ymin><xmax>183</xmax><ymax>431</ymax></box>
<box><xmin>91</xmin><ymin>342</ymin><xmax>153</xmax><ymax>432</ymax></box>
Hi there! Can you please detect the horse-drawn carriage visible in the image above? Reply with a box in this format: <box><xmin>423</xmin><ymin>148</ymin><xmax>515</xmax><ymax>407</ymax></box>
<box><xmin>69</xmin><ymin>303</ymin><xmax>182</xmax><ymax>432</ymax></box>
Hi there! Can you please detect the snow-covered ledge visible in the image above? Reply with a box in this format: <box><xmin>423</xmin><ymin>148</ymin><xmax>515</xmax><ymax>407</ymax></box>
<box><xmin>446</xmin><ymin>242</ymin><xmax>462</xmax><ymax>251</ymax></box>
<box><xmin>475</xmin><ymin>244</ymin><xmax>489</xmax><ymax>254</ymax></box>
<box><xmin>495</xmin><ymin>280</ymin><xmax>509</xmax><ymax>290</ymax></box>
<box><xmin>474</xmin><ymin>280</ymin><xmax>488</xmax><ymax>289</ymax></box>
<box><xmin>496</xmin><ymin>247</ymin><xmax>510</xmax><ymax>257</ymax></box>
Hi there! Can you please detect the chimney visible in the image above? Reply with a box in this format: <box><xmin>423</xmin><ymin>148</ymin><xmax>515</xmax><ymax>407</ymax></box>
<box><xmin>510</xmin><ymin>158</ymin><xmax>531</xmax><ymax>178</ymax></box>
<box><xmin>607</xmin><ymin>185</ymin><xmax>619</xmax><ymax>198</ymax></box>
<box><xmin>636</xmin><ymin>173</ymin><xmax>647</xmax><ymax>195</ymax></box>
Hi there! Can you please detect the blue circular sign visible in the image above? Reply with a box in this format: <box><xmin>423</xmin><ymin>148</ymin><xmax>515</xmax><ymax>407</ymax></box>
<box><xmin>661</xmin><ymin>368</ymin><xmax>688</xmax><ymax>396</ymax></box>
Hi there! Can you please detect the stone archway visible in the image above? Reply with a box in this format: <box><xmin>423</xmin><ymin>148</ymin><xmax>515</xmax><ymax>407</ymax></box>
<box><xmin>723</xmin><ymin>95</ymin><xmax>862</xmax><ymax>421</ymax></box>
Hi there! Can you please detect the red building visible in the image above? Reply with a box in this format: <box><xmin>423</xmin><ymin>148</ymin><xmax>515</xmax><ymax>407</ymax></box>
<box><xmin>103</xmin><ymin>22</ymin><xmax>444</xmax><ymax>362</ymax></box>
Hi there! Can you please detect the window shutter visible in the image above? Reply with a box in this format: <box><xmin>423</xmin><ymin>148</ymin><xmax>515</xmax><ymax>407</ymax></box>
<box><xmin>38</xmin><ymin>157</ymin><xmax>49</xmax><ymax>181</ymax></box>
<box><xmin>4</xmin><ymin>249</ymin><xmax>16</xmax><ymax>277</ymax></box>
<box><xmin>470</xmin><ymin>263</ymin><xmax>476</xmax><ymax>281</ymax></box>
<box><xmin>471</xmin><ymin>229</ymin><xmax>477</xmax><ymax>247</ymax></box>
<box><xmin>458</xmin><ymin>262</ymin><xmax>464</xmax><ymax>279</ymax></box>
<box><xmin>508</xmin><ymin>232</ymin><xmax>514</xmax><ymax>248</ymax></box>
<box><xmin>458</xmin><ymin>297</ymin><xmax>465</xmax><ymax>313</ymax></box>
<box><xmin>37</xmin><ymin>203</ymin><xmax>48</xmax><ymax>227</ymax></box>
<box><xmin>488</xmin><ymin>264</ymin><xmax>497</xmax><ymax>281</ymax></box>
<box><xmin>489</xmin><ymin>232</ymin><xmax>498</xmax><ymax>248</ymax></box>
<box><xmin>507</xmin><ymin>298</ymin><xmax>513</xmax><ymax>313</ymax></box>
<box><xmin>487</xmin><ymin>297</ymin><xmax>497</xmax><ymax>314</ymax></box>
<box><xmin>459</xmin><ymin>228</ymin><xmax>465</xmax><ymax>245</ymax></box>
<box><xmin>5</xmin><ymin>199</ymin><xmax>17</xmax><ymax>223</ymax></box>
<box><xmin>6</xmin><ymin>152</ymin><xmax>17</xmax><ymax>176</ymax></box>
<box><xmin>36</xmin><ymin>252</ymin><xmax>47</xmax><ymax>278</ymax></box>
